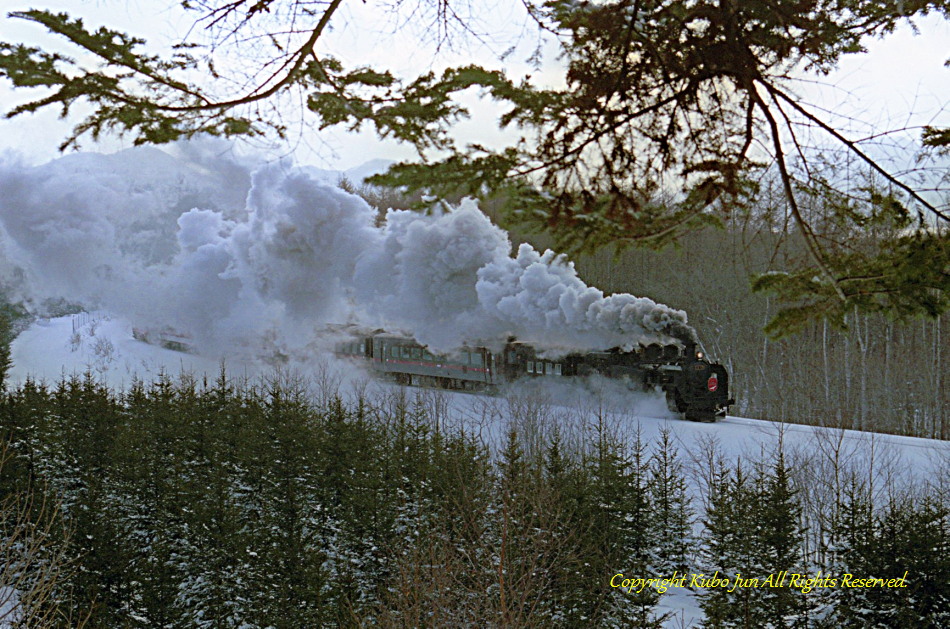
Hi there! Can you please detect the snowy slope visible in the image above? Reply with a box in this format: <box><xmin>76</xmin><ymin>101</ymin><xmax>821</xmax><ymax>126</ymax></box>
<box><xmin>9</xmin><ymin>313</ymin><xmax>265</xmax><ymax>391</ymax></box>
<box><xmin>8</xmin><ymin>313</ymin><xmax>949</xmax><ymax>627</ymax></box>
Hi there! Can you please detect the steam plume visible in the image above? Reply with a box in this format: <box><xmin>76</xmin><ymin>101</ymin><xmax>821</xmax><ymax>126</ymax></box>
<box><xmin>0</xmin><ymin>140</ymin><xmax>696</xmax><ymax>359</ymax></box>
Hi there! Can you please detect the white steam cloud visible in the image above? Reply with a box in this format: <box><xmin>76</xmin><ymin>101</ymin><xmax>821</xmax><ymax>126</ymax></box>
<box><xmin>0</xmin><ymin>140</ymin><xmax>695</xmax><ymax>359</ymax></box>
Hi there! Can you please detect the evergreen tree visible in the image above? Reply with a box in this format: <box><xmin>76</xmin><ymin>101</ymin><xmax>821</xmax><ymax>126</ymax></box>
<box><xmin>48</xmin><ymin>375</ymin><xmax>135</xmax><ymax>628</ymax></box>
<box><xmin>581</xmin><ymin>423</ymin><xmax>664</xmax><ymax>627</ymax></box>
<box><xmin>494</xmin><ymin>428</ymin><xmax>538</xmax><ymax>626</ymax></box>
<box><xmin>700</xmin><ymin>452</ymin><xmax>807</xmax><ymax>628</ymax></box>
<box><xmin>537</xmin><ymin>430</ymin><xmax>590</xmax><ymax>626</ymax></box>
<box><xmin>111</xmin><ymin>377</ymin><xmax>183</xmax><ymax>626</ymax></box>
<box><xmin>648</xmin><ymin>427</ymin><xmax>694</xmax><ymax>577</ymax></box>
<box><xmin>756</xmin><ymin>451</ymin><xmax>807</xmax><ymax>628</ymax></box>
<box><xmin>701</xmin><ymin>460</ymin><xmax>760</xmax><ymax>628</ymax></box>
<box><xmin>830</xmin><ymin>487</ymin><xmax>950</xmax><ymax>628</ymax></box>
<box><xmin>243</xmin><ymin>373</ymin><xmax>330</xmax><ymax>627</ymax></box>
<box><xmin>0</xmin><ymin>379</ymin><xmax>52</xmax><ymax>496</ymax></box>
<box><xmin>825</xmin><ymin>477</ymin><xmax>877</xmax><ymax>627</ymax></box>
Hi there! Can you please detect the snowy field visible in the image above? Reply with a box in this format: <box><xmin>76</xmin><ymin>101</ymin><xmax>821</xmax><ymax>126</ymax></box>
<box><xmin>9</xmin><ymin>312</ymin><xmax>949</xmax><ymax>627</ymax></box>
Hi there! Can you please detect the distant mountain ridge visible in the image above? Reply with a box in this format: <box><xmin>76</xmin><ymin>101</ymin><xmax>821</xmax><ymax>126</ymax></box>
<box><xmin>302</xmin><ymin>158</ymin><xmax>394</xmax><ymax>187</ymax></box>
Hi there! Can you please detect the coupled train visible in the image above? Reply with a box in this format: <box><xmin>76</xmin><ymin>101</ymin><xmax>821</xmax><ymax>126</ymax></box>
<box><xmin>336</xmin><ymin>332</ymin><xmax>734</xmax><ymax>422</ymax></box>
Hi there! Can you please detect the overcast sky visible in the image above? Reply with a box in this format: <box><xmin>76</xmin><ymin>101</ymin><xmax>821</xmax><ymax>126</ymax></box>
<box><xmin>0</xmin><ymin>1</ymin><xmax>947</xmax><ymax>170</ymax></box>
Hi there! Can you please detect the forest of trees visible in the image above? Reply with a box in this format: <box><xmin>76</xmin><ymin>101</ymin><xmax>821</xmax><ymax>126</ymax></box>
<box><xmin>0</xmin><ymin>371</ymin><xmax>947</xmax><ymax>627</ymax></box>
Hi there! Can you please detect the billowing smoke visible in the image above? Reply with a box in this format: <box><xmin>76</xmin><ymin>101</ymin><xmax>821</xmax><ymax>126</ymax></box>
<box><xmin>0</xmin><ymin>140</ymin><xmax>696</xmax><ymax>359</ymax></box>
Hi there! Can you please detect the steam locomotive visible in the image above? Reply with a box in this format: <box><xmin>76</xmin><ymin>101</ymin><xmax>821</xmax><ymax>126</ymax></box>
<box><xmin>336</xmin><ymin>332</ymin><xmax>734</xmax><ymax>422</ymax></box>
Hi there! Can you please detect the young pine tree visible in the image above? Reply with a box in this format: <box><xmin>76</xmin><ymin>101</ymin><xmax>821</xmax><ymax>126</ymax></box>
<box><xmin>830</xmin><ymin>489</ymin><xmax>950</xmax><ymax>628</ymax></box>
<box><xmin>701</xmin><ymin>452</ymin><xmax>808</xmax><ymax>628</ymax></box>
<box><xmin>648</xmin><ymin>427</ymin><xmax>694</xmax><ymax>578</ymax></box>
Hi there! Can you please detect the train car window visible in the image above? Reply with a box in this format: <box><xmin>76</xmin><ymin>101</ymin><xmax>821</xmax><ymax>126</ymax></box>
<box><xmin>422</xmin><ymin>350</ymin><xmax>433</xmax><ymax>361</ymax></box>
<box><xmin>472</xmin><ymin>353</ymin><xmax>484</xmax><ymax>367</ymax></box>
<box><xmin>554</xmin><ymin>363</ymin><xmax>562</xmax><ymax>375</ymax></box>
<box><xmin>390</xmin><ymin>346</ymin><xmax>399</xmax><ymax>358</ymax></box>
<box><xmin>411</xmin><ymin>347</ymin><xmax>421</xmax><ymax>359</ymax></box>
<box><xmin>508</xmin><ymin>351</ymin><xmax>517</xmax><ymax>363</ymax></box>
<box><xmin>528</xmin><ymin>361</ymin><xmax>536</xmax><ymax>374</ymax></box>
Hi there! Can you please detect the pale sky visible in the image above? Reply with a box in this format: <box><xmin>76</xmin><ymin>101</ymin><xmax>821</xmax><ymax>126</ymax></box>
<box><xmin>0</xmin><ymin>1</ymin><xmax>947</xmax><ymax>171</ymax></box>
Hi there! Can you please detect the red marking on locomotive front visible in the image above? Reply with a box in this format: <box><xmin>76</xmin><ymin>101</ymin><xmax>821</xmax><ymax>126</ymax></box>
<box><xmin>707</xmin><ymin>375</ymin><xmax>718</xmax><ymax>392</ymax></box>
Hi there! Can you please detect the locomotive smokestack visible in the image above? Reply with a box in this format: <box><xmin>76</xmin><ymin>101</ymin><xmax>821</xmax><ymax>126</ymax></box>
<box><xmin>668</xmin><ymin>321</ymin><xmax>699</xmax><ymax>345</ymax></box>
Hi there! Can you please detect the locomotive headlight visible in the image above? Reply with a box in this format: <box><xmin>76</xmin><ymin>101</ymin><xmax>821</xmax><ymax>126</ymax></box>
<box><xmin>696</xmin><ymin>351</ymin><xmax>704</xmax><ymax>359</ymax></box>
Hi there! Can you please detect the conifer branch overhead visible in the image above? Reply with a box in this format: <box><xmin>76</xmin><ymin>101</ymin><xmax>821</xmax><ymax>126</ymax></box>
<box><xmin>1</xmin><ymin>0</ymin><xmax>947</xmax><ymax>334</ymax></box>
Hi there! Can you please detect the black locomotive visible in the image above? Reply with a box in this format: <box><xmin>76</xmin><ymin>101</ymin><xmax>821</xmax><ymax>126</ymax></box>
<box><xmin>336</xmin><ymin>332</ymin><xmax>733</xmax><ymax>422</ymax></box>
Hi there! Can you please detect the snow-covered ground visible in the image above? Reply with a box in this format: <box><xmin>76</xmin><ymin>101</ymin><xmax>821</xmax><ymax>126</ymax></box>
<box><xmin>8</xmin><ymin>313</ymin><xmax>949</xmax><ymax>627</ymax></box>
<box><xmin>9</xmin><ymin>312</ymin><xmax>265</xmax><ymax>390</ymax></box>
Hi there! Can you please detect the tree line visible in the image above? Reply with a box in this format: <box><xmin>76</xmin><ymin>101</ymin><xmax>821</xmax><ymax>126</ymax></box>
<box><xmin>1</xmin><ymin>371</ymin><xmax>947</xmax><ymax>627</ymax></box>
